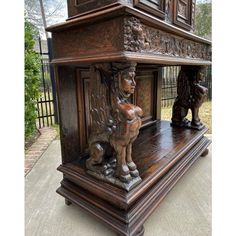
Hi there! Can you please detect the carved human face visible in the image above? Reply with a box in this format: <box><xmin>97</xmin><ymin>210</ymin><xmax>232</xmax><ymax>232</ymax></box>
<box><xmin>121</xmin><ymin>71</ymin><xmax>136</xmax><ymax>94</ymax></box>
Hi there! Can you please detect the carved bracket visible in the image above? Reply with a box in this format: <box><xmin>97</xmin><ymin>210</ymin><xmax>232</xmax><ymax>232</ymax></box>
<box><xmin>171</xmin><ymin>65</ymin><xmax>208</xmax><ymax>130</ymax></box>
<box><xmin>86</xmin><ymin>62</ymin><xmax>143</xmax><ymax>191</ymax></box>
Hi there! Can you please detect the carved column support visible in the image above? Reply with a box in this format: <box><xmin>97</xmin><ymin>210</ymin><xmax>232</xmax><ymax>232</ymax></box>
<box><xmin>86</xmin><ymin>62</ymin><xmax>143</xmax><ymax>191</ymax></box>
<box><xmin>171</xmin><ymin>65</ymin><xmax>208</xmax><ymax>130</ymax></box>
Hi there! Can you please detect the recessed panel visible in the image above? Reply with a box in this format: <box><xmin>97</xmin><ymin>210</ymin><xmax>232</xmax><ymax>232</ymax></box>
<box><xmin>173</xmin><ymin>0</ymin><xmax>193</xmax><ymax>31</ymax></box>
<box><xmin>135</xmin><ymin>76</ymin><xmax>153</xmax><ymax>118</ymax></box>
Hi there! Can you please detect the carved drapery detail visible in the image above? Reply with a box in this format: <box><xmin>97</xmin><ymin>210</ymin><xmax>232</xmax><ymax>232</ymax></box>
<box><xmin>86</xmin><ymin>62</ymin><xmax>143</xmax><ymax>191</ymax></box>
<box><xmin>124</xmin><ymin>17</ymin><xmax>211</xmax><ymax>60</ymax></box>
<box><xmin>171</xmin><ymin>66</ymin><xmax>208</xmax><ymax>130</ymax></box>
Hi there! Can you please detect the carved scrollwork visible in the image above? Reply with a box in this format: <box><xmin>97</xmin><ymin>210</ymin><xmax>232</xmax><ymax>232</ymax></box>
<box><xmin>124</xmin><ymin>17</ymin><xmax>211</xmax><ymax>61</ymax></box>
<box><xmin>86</xmin><ymin>62</ymin><xmax>143</xmax><ymax>191</ymax></box>
<box><xmin>171</xmin><ymin>66</ymin><xmax>208</xmax><ymax>130</ymax></box>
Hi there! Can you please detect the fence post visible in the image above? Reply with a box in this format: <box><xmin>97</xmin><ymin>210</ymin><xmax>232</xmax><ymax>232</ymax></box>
<box><xmin>47</xmin><ymin>38</ymin><xmax>59</xmax><ymax>124</ymax></box>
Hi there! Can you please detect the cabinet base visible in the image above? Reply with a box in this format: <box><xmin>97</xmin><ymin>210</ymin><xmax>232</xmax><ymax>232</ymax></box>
<box><xmin>56</xmin><ymin>121</ymin><xmax>211</xmax><ymax>236</ymax></box>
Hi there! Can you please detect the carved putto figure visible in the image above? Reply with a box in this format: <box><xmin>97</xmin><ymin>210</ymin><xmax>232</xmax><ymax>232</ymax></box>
<box><xmin>171</xmin><ymin>66</ymin><xmax>208</xmax><ymax>130</ymax></box>
<box><xmin>86</xmin><ymin>62</ymin><xmax>143</xmax><ymax>191</ymax></box>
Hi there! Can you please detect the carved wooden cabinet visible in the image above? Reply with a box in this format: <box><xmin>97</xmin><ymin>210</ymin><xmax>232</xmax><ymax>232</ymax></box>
<box><xmin>47</xmin><ymin>1</ymin><xmax>211</xmax><ymax>235</ymax></box>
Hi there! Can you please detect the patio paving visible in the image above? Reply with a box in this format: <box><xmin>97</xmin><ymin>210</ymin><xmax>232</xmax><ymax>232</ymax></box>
<box><xmin>25</xmin><ymin>127</ymin><xmax>57</xmax><ymax>176</ymax></box>
<box><xmin>25</xmin><ymin>136</ymin><xmax>212</xmax><ymax>236</ymax></box>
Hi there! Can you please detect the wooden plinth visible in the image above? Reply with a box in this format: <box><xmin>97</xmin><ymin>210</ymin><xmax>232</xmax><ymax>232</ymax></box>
<box><xmin>56</xmin><ymin>121</ymin><xmax>211</xmax><ymax>236</ymax></box>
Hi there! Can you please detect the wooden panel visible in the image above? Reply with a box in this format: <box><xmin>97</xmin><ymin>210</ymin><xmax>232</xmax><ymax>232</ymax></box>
<box><xmin>76</xmin><ymin>68</ymin><xmax>91</xmax><ymax>154</ymax></box>
<box><xmin>56</xmin><ymin>66</ymin><xmax>80</xmax><ymax>164</ymax></box>
<box><xmin>134</xmin><ymin>0</ymin><xmax>165</xmax><ymax>19</ymax></box>
<box><xmin>134</xmin><ymin>68</ymin><xmax>160</xmax><ymax>126</ymax></box>
<box><xmin>136</xmin><ymin>76</ymin><xmax>153</xmax><ymax>118</ymax></box>
<box><xmin>52</xmin><ymin>16</ymin><xmax>123</xmax><ymax>60</ymax></box>
<box><xmin>173</xmin><ymin>0</ymin><xmax>193</xmax><ymax>31</ymax></box>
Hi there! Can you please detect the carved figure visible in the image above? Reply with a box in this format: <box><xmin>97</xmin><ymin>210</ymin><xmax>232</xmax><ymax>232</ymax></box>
<box><xmin>86</xmin><ymin>62</ymin><xmax>143</xmax><ymax>191</ymax></box>
<box><xmin>171</xmin><ymin>66</ymin><xmax>208</xmax><ymax>130</ymax></box>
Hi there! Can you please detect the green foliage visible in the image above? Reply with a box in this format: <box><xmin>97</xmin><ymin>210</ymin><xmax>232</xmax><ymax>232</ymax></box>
<box><xmin>194</xmin><ymin>1</ymin><xmax>212</xmax><ymax>39</ymax></box>
<box><xmin>25</xmin><ymin>20</ymin><xmax>41</xmax><ymax>141</ymax></box>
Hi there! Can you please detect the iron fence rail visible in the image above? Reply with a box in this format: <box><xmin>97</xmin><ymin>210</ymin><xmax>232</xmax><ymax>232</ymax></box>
<box><xmin>161</xmin><ymin>66</ymin><xmax>180</xmax><ymax>107</ymax></box>
<box><xmin>36</xmin><ymin>37</ymin><xmax>58</xmax><ymax>129</ymax></box>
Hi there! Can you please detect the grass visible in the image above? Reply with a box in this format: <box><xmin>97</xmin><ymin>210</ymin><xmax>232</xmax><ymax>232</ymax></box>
<box><xmin>161</xmin><ymin>101</ymin><xmax>212</xmax><ymax>134</ymax></box>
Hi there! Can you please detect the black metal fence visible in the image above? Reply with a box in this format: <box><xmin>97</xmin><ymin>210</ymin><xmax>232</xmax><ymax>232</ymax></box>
<box><xmin>36</xmin><ymin>37</ymin><xmax>58</xmax><ymax>128</ymax></box>
<box><xmin>161</xmin><ymin>66</ymin><xmax>212</xmax><ymax>107</ymax></box>
<box><xmin>161</xmin><ymin>66</ymin><xmax>180</xmax><ymax>107</ymax></box>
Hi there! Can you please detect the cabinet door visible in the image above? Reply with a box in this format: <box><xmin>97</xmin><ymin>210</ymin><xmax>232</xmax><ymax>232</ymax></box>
<box><xmin>134</xmin><ymin>0</ymin><xmax>165</xmax><ymax>19</ymax></box>
<box><xmin>173</xmin><ymin>0</ymin><xmax>193</xmax><ymax>30</ymax></box>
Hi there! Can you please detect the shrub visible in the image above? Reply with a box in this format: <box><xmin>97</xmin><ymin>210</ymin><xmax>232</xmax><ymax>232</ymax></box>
<box><xmin>25</xmin><ymin>20</ymin><xmax>41</xmax><ymax>141</ymax></box>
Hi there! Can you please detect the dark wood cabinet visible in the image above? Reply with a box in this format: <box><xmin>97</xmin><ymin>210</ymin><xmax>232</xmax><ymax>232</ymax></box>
<box><xmin>47</xmin><ymin>1</ymin><xmax>211</xmax><ymax>235</ymax></box>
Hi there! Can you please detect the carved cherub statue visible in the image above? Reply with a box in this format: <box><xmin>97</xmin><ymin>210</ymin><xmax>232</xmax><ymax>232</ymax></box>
<box><xmin>86</xmin><ymin>62</ymin><xmax>143</xmax><ymax>191</ymax></box>
<box><xmin>171</xmin><ymin>66</ymin><xmax>208</xmax><ymax>130</ymax></box>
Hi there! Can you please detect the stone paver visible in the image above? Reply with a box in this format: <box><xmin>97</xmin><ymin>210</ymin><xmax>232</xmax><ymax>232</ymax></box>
<box><xmin>25</xmin><ymin>127</ymin><xmax>57</xmax><ymax>176</ymax></box>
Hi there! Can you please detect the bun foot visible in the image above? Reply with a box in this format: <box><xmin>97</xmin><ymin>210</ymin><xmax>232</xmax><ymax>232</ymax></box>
<box><xmin>134</xmin><ymin>225</ymin><xmax>145</xmax><ymax>236</ymax></box>
<box><xmin>201</xmin><ymin>148</ymin><xmax>209</xmax><ymax>157</ymax></box>
<box><xmin>117</xmin><ymin>225</ymin><xmax>144</xmax><ymax>236</ymax></box>
<box><xmin>65</xmin><ymin>199</ymin><xmax>72</xmax><ymax>206</ymax></box>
